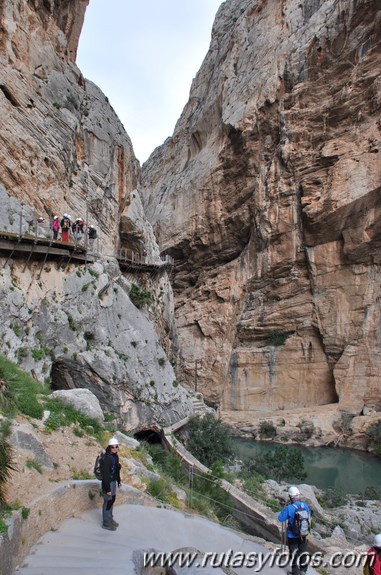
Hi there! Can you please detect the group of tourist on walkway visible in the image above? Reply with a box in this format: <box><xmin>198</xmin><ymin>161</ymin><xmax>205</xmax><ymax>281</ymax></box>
<box><xmin>51</xmin><ymin>213</ymin><xmax>97</xmax><ymax>246</ymax></box>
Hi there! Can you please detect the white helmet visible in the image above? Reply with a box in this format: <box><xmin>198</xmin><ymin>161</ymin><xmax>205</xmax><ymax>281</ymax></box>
<box><xmin>108</xmin><ymin>437</ymin><xmax>118</xmax><ymax>446</ymax></box>
<box><xmin>374</xmin><ymin>534</ymin><xmax>381</xmax><ymax>548</ymax></box>
<box><xmin>288</xmin><ymin>486</ymin><xmax>300</xmax><ymax>498</ymax></box>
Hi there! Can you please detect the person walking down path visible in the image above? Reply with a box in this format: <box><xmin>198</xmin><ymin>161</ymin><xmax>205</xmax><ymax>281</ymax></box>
<box><xmin>87</xmin><ymin>224</ymin><xmax>97</xmax><ymax>250</ymax></box>
<box><xmin>100</xmin><ymin>437</ymin><xmax>122</xmax><ymax>531</ymax></box>
<box><xmin>72</xmin><ymin>217</ymin><xmax>85</xmax><ymax>243</ymax></box>
<box><xmin>364</xmin><ymin>534</ymin><xmax>381</xmax><ymax>575</ymax></box>
<box><xmin>278</xmin><ymin>486</ymin><xmax>312</xmax><ymax>575</ymax></box>
<box><xmin>60</xmin><ymin>213</ymin><xmax>71</xmax><ymax>242</ymax></box>
<box><xmin>52</xmin><ymin>215</ymin><xmax>60</xmax><ymax>240</ymax></box>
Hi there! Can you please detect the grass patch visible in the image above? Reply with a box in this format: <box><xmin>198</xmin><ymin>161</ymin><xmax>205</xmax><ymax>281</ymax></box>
<box><xmin>70</xmin><ymin>468</ymin><xmax>93</xmax><ymax>480</ymax></box>
<box><xmin>43</xmin><ymin>397</ymin><xmax>104</xmax><ymax>441</ymax></box>
<box><xmin>147</xmin><ymin>477</ymin><xmax>180</xmax><ymax>508</ymax></box>
<box><xmin>26</xmin><ymin>459</ymin><xmax>43</xmax><ymax>474</ymax></box>
<box><xmin>0</xmin><ymin>420</ymin><xmax>16</xmax><ymax>503</ymax></box>
<box><xmin>0</xmin><ymin>355</ymin><xmax>46</xmax><ymax>419</ymax></box>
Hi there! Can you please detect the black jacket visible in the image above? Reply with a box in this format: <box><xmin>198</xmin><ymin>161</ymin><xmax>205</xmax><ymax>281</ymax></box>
<box><xmin>100</xmin><ymin>450</ymin><xmax>121</xmax><ymax>493</ymax></box>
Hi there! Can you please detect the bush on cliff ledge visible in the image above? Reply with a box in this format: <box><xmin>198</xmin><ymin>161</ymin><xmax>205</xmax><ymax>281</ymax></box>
<box><xmin>186</xmin><ymin>414</ymin><xmax>233</xmax><ymax>467</ymax></box>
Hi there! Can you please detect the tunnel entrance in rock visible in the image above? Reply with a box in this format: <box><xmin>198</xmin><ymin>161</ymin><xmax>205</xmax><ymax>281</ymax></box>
<box><xmin>134</xmin><ymin>429</ymin><xmax>162</xmax><ymax>444</ymax></box>
<box><xmin>51</xmin><ymin>359</ymin><xmax>81</xmax><ymax>390</ymax></box>
<box><xmin>50</xmin><ymin>359</ymin><xmax>114</xmax><ymax>412</ymax></box>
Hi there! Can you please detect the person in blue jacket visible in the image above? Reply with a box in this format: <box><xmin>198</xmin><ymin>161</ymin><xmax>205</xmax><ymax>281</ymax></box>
<box><xmin>278</xmin><ymin>486</ymin><xmax>311</xmax><ymax>575</ymax></box>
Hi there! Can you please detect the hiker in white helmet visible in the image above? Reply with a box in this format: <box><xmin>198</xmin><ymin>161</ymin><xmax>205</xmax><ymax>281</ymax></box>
<box><xmin>364</xmin><ymin>533</ymin><xmax>381</xmax><ymax>575</ymax></box>
<box><xmin>278</xmin><ymin>486</ymin><xmax>312</xmax><ymax>575</ymax></box>
<box><xmin>99</xmin><ymin>437</ymin><xmax>122</xmax><ymax>531</ymax></box>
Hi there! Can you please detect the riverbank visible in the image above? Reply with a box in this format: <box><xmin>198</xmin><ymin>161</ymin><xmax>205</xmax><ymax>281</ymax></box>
<box><xmin>234</xmin><ymin>438</ymin><xmax>381</xmax><ymax>494</ymax></box>
<box><xmin>221</xmin><ymin>403</ymin><xmax>381</xmax><ymax>453</ymax></box>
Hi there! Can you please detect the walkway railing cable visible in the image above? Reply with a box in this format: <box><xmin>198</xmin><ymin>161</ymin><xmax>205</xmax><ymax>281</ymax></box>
<box><xmin>0</xmin><ymin>223</ymin><xmax>173</xmax><ymax>272</ymax></box>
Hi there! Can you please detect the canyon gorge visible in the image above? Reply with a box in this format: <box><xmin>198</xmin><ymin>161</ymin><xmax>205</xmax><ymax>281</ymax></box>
<box><xmin>0</xmin><ymin>0</ymin><xmax>380</xmax><ymax>447</ymax></box>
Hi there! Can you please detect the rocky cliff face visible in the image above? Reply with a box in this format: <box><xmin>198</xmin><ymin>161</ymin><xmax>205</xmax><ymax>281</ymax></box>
<box><xmin>141</xmin><ymin>0</ymin><xmax>381</xmax><ymax>423</ymax></box>
<box><xmin>0</xmin><ymin>0</ymin><xmax>192</xmax><ymax>430</ymax></box>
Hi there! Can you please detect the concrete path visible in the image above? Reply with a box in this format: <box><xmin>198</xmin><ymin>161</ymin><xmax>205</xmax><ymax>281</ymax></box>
<box><xmin>17</xmin><ymin>504</ymin><xmax>319</xmax><ymax>574</ymax></box>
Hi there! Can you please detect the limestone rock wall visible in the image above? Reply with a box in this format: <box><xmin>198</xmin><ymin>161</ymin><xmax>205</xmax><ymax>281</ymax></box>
<box><xmin>0</xmin><ymin>0</ymin><xmax>189</xmax><ymax>429</ymax></box>
<box><xmin>0</xmin><ymin>0</ymin><xmax>139</xmax><ymax>256</ymax></box>
<box><xmin>141</xmin><ymin>0</ymin><xmax>381</xmax><ymax>415</ymax></box>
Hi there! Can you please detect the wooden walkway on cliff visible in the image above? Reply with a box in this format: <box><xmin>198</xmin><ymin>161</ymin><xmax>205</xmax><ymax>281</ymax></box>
<box><xmin>0</xmin><ymin>230</ymin><xmax>174</xmax><ymax>275</ymax></box>
<box><xmin>116</xmin><ymin>248</ymin><xmax>174</xmax><ymax>273</ymax></box>
<box><xmin>0</xmin><ymin>230</ymin><xmax>93</xmax><ymax>268</ymax></box>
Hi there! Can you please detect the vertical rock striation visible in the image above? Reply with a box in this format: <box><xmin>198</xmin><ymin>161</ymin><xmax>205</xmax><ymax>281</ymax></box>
<box><xmin>141</xmin><ymin>0</ymin><xmax>381</xmax><ymax>416</ymax></box>
<box><xmin>0</xmin><ymin>0</ymin><xmax>139</xmax><ymax>255</ymax></box>
<box><xmin>0</xmin><ymin>0</ymin><xmax>192</xmax><ymax>430</ymax></box>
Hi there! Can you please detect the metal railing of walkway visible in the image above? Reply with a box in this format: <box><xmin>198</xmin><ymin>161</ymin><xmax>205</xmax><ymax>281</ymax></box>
<box><xmin>116</xmin><ymin>248</ymin><xmax>174</xmax><ymax>273</ymax></box>
<box><xmin>0</xmin><ymin>224</ymin><xmax>174</xmax><ymax>278</ymax></box>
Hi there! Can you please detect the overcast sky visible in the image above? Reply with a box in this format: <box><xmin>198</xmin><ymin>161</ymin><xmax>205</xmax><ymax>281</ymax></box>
<box><xmin>77</xmin><ymin>0</ymin><xmax>222</xmax><ymax>164</ymax></box>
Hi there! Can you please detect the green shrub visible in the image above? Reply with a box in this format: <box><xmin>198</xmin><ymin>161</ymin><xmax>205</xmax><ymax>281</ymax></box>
<box><xmin>147</xmin><ymin>477</ymin><xmax>179</xmax><ymax>507</ymax></box>
<box><xmin>367</xmin><ymin>421</ymin><xmax>381</xmax><ymax>444</ymax></box>
<box><xmin>129</xmin><ymin>283</ymin><xmax>152</xmax><ymax>308</ymax></box>
<box><xmin>32</xmin><ymin>348</ymin><xmax>45</xmax><ymax>361</ymax></box>
<box><xmin>239</xmin><ymin>469</ymin><xmax>266</xmax><ymax>499</ymax></box>
<box><xmin>0</xmin><ymin>519</ymin><xmax>8</xmax><ymax>533</ymax></box>
<box><xmin>363</xmin><ymin>486</ymin><xmax>381</xmax><ymax>500</ymax></box>
<box><xmin>266</xmin><ymin>330</ymin><xmax>289</xmax><ymax>346</ymax></box>
<box><xmin>83</xmin><ymin>332</ymin><xmax>94</xmax><ymax>350</ymax></box>
<box><xmin>11</xmin><ymin>324</ymin><xmax>21</xmax><ymax>338</ymax></box>
<box><xmin>317</xmin><ymin>488</ymin><xmax>347</xmax><ymax>508</ymax></box>
<box><xmin>67</xmin><ymin>314</ymin><xmax>77</xmax><ymax>331</ymax></box>
<box><xmin>147</xmin><ymin>444</ymin><xmax>187</xmax><ymax>486</ymax></box>
<box><xmin>88</xmin><ymin>268</ymin><xmax>99</xmax><ymax>278</ymax></box>
<box><xmin>17</xmin><ymin>347</ymin><xmax>28</xmax><ymax>362</ymax></box>
<box><xmin>21</xmin><ymin>506</ymin><xmax>30</xmax><ymax>519</ymax></box>
<box><xmin>245</xmin><ymin>445</ymin><xmax>307</xmax><ymax>482</ymax></box>
<box><xmin>186</xmin><ymin>414</ymin><xmax>233</xmax><ymax>467</ymax></box>
<box><xmin>258</xmin><ymin>420</ymin><xmax>277</xmax><ymax>439</ymax></box>
<box><xmin>297</xmin><ymin>419</ymin><xmax>315</xmax><ymax>440</ymax></box>
<box><xmin>191</xmin><ymin>466</ymin><xmax>233</xmax><ymax>521</ymax></box>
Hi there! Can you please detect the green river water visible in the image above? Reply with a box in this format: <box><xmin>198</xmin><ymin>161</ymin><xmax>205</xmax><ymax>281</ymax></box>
<box><xmin>234</xmin><ymin>439</ymin><xmax>381</xmax><ymax>494</ymax></box>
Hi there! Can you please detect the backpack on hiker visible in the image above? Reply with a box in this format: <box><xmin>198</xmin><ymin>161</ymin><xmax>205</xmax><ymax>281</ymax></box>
<box><xmin>94</xmin><ymin>451</ymin><xmax>105</xmax><ymax>480</ymax></box>
<box><xmin>291</xmin><ymin>502</ymin><xmax>311</xmax><ymax>538</ymax></box>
